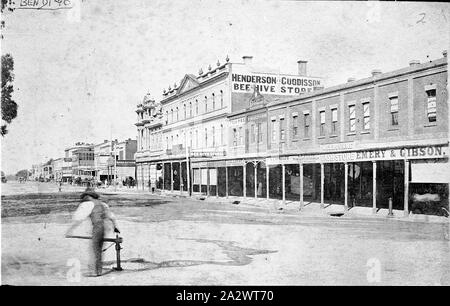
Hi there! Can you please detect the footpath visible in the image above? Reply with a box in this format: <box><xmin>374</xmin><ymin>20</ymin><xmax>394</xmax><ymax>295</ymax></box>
<box><xmin>98</xmin><ymin>187</ymin><xmax>450</xmax><ymax>225</ymax></box>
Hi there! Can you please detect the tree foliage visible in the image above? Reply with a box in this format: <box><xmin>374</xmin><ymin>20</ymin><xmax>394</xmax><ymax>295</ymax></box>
<box><xmin>1</xmin><ymin>53</ymin><xmax>18</xmax><ymax>136</ymax></box>
<box><xmin>15</xmin><ymin>169</ymin><xmax>31</xmax><ymax>178</ymax></box>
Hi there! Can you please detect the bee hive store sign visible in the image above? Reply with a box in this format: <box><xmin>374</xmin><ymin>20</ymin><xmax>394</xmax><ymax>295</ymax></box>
<box><xmin>231</xmin><ymin>72</ymin><xmax>322</xmax><ymax>95</ymax></box>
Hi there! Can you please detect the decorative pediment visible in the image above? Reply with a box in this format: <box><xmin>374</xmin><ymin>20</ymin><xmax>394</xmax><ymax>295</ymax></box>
<box><xmin>177</xmin><ymin>74</ymin><xmax>200</xmax><ymax>95</ymax></box>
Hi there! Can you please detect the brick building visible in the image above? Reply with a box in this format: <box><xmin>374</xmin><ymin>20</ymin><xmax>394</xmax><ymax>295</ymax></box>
<box><xmin>135</xmin><ymin>52</ymin><xmax>448</xmax><ymax>216</ymax></box>
<box><xmin>135</xmin><ymin>55</ymin><xmax>321</xmax><ymax>193</ymax></box>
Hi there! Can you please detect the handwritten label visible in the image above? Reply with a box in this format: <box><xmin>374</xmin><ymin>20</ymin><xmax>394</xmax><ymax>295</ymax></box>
<box><xmin>17</xmin><ymin>0</ymin><xmax>73</xmax><ymax>10</ymax></box>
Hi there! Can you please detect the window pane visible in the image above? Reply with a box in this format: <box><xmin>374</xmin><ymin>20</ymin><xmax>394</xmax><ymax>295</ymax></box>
<box><xmin>349</xmin><ymin>105</ymin><xmax>355</xmax><ymax>119</ymax></box>
<box><xmin>331</xmin><ymin>109</ymin><xmax>338</xmax><ymax>122</ymax></box>
<box><xmin>392</xmin><ymin>112</ymin><xmax>398</xmax><ymax>125</ymax></box>
<box><xmin>320</xmin><ymin>111</ymin><xmax>325</xmax><ymax>124</ymax></box>
<box><xmin>350</xmin><ymin>118</ymin><xmax>356</xmax><ymax>132</ymax></box>
<box><xmin>390</xmin><ymin>98</ymin><xmax>398</xmax><ymax>112</ymax></box>
<box><xmin>363</xmin><ymin>103</ymin><xmax>370</xmax><ymax>116</ymax></box>
<box><xmin>364</xmin><ymin>117</ymin><xmax>370</xmax><ymax>129</ymax></box>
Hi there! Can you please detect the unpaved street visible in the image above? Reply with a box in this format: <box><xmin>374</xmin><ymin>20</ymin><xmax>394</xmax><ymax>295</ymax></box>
<box><xmin>2</xmin><ymin>182</ymin><xmax>449</xmax><ymax>285</ymax></box>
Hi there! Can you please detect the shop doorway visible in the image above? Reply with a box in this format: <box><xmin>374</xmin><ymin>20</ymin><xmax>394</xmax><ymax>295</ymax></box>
<box><xmin>377</xmin><ymin>160</ymin><xmax>404</xmax><ymax>210</ymax></box>
<box><xmin>348</xmin><ymin>162</ymin><xmax>373</xmax><ymax>207</ymax></box>
<box><xmin>303</xmin><ymin>164</ymin><xmax>321</xmax><ymax>202</ymax></box>
<box><xmin>324</xmin><ymin>163</ymin><xmax>345</xmax><ymax>205</ymax></box>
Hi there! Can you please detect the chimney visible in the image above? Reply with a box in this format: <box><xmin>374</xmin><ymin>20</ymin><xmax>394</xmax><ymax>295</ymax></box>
<box><xmin>297</xmin><ymin>60</ymin><xmax>308</xmax><ymax>76</ymax></box>
<box><xmin>371</xmin><ymin>69</ymin><xmax>382</xmax><ymax>77</ymax></box>
<box><xmin>242</xmin><ymin>55</ymin><xmax>253</xmax><ymax>66</ymax></box>
<box><xmin>409</xmin><ymin>60</ymin><xmax>420</xmax><ymax>67</ymax></box>
<box><xmin>443</xmin><ymin>50</ymin><xmax>447</xmax><ymax>58</ymax></box>
<box><xmin>347</xmin><ymin>77</ymin><xmax>356</xmax><ymax>83</ymax></box>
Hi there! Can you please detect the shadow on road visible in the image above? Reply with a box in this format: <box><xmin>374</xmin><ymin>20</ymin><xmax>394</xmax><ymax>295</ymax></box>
<box><xmin>103</xmin><ymin>238</ymin><xmax>277</xmax><ymax>272</ymax></box>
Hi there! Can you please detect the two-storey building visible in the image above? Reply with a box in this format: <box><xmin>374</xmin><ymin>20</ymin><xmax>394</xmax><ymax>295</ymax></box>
<box><xmin>204</xmin><ymin>52</ymin><xmax>449</xmax><ymax>216</ymax></box>
<box><xmin>135</xmin><ymin>56</ymin><xmax>321</xmax><ymax>194</ymax></box>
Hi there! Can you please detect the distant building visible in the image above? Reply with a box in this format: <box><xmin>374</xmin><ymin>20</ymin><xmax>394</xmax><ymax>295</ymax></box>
<box><xmin>65</xmin><ymin>142</ymin><xmax>95</xmax><ymax>181</ymax></box>
<box><xmin>93</xmin><ymin>138</ymin><xmax>137</xmax><ymax>184</ymax></box>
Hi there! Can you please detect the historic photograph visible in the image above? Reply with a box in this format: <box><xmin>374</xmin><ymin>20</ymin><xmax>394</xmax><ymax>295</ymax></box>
<box><xmin>1</xmin><ymin>0</ymin><xmax>449</xmax><ymax>288</ymax></box>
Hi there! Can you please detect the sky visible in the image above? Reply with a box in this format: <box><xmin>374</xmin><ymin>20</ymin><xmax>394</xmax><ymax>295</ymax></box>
<box><xmin>1</xmin><ymin>0</ymin><xmax>449</xmax><ymax>175</ymax></box>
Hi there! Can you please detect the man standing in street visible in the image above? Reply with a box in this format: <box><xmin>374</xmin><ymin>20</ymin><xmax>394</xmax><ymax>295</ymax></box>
<box><xmin>65</xmin><ymin>187</ymin><xmax>120</xmax><ymax>276</ymax></box>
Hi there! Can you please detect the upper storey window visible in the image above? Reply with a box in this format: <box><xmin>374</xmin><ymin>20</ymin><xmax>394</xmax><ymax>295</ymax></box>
<box><xmin>425</xmin><ymin>85</ymin><xmax>437</xmax><ymax>123</ymax></box>
<box><xmin>362</xmin><ymin>102</ymin><xmax>370</xmax><ymax>130</ymax></box>
<box><xmin>331</xmin><ymin>108</ymin><xmax>338</xmax><ymax>135</ymax></box>
<box><xmin>389</xmin><ymin>96</ymin><xmax>399</xmax><ymax>126</ymax></box>
<box><xmin>304</xmin><ymin>113</ymin><xmax>310</xmax><ymax>138</ymax></box>
<box><xmin>292</xmin><ymin>113</ymin><xmax>299</xmax><ymax>138</ymax></box>
<box><xmin>319</xmin><ymin>110</ymin><xmax>326</xmax><ymax>136</ymax></box>
<box><xmin>349</xmin><ymin>105</ymin><xmax>356</xmax><ymax>132</ymax></box>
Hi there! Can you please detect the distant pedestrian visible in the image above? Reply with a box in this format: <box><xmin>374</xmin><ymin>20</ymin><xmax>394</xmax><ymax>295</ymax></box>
<box><xmin>65</xmin><ymin>187</ymin><xmax>120</xmax><ymax>276</ymax></box>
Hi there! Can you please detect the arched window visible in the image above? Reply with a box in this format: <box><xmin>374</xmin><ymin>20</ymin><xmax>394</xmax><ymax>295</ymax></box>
<box><xmin>189</xmin><ymin>102</ymin><xmax>192</xmax><ymax>117</ymax></box>
<box><xmin>212</xmin><ymin>93</ymin><xmax>215</xmax><ymax>110</ymax></box>
<box><xmin>205</xmin><ymin>128</ymin><xmax>208</xmax><ymax>147</ymax></box>
<box><xmin>204</xmin><ymin>96</ymin><xmax>208</xmax><ymax>113</ymax></box>
<box><xmin>183</xmin><ymin>104</ymin><xmax>186</xmax><ymax>119</ymax></box>
<box><xmin>165</xmin><ymin>111</ymin><xmax>168</xmax><ymax>124</ymax></box>
<box><xmin>171</xmin><ymin>109</ymin><xmax>173</xmax><ymax>123</ymax></box>
<box><xmin>220</xmin><ymin>124</ymin><xmax>224</xmax><ymax>145</ymax></box>
<box><xmin>195</xmin><ymin>100</ymin><xmax>198</xmax><ymax>115</ymax></box>
<box><xmin>212</xmin><ymin>126</ymin><xmax>215</xmax><ymax>147</ymax></box>
<box><xmin>189</xmin><ymin>131</ymin><xmax>192</xmax><ymax>148</ymax></box>
<box><xmin>176</xmin><ymin>107</ymin><xmax>179</xmax><ymax>121</ymax></box>
<box><xmin>220</xmin><ymin>90</ymin><xmax>224</xmax><ymax>108</ymax></box>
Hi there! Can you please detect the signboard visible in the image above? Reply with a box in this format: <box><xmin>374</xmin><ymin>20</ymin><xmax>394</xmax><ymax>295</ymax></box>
<box><xmin>297</xmin><ymin>145</ymin><xmax>448</xmax><ymax>164</ymax></box>
<box><xmin>226</xmin><ymin>160</ymin><xmax>245</xmax><ymax>167</ymax></box>
<box><xmin>209</xmin><ymin>169</ymin><xmax>217</xmax><ymax>185</ymax></box>
<box><xmin>231</xmin><ymin>72</ymin><xmax>322</xmax><ymax>95</ymax></box>
<box><xmin>266</xmin><ymin>156</ymin><xmax>298</xmax><ymax>165</ymax></box>
<box><xmin>191</xmin><ymin>151</ymin><xmax>225</xmax><ymax>158</ymax></box>
<box><xmin>229</xmin><ymin>117</ymin><xmax>246</xmax><ymax>126</ymax></box>
<box><xmin>201</xmin><ymin>169</ymin><xmax>208</xmax><ymax>185</ymax></box>
<box><xmin>207</xmin><ymin>160</ymin><xmax>227</xmax><ymax>168</ymax></box>
<box><xmin>193</xmin><ymin>169</ymin><xmax>201</xmax><ymax>184</ymax></box>
<box><xmin>320</xmin><ymin>142</ymin><xmax>355</xmax><ymax>152</ymax></box>
<box><xmin>150</xmin><ymin>164</ymin><xmax>157</xmax><ymax>181</ymax></box>
<box><xmin>172</xmin><ymin>144</ymin><xmax>184</xmax><ymax>156</ymax></box>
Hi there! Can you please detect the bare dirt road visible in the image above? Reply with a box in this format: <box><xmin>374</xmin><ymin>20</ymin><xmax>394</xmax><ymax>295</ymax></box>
<box><xmin>2</xmin><ymin>182</ymin><xmax>449</xmax><ymax>285</ymax></box>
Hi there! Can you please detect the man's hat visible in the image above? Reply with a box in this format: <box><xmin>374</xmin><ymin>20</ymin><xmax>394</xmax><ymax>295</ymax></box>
<box><xmin>80</xmin><ymin>187</ymin><xmax>99</xmax><ymax>200</ymax></box>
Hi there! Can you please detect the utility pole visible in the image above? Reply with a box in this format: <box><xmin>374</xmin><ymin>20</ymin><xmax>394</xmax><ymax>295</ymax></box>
<box><xmin>114</xmin><ymin>141</ymin><xmax>117</xmax><ymax>192</ymax></box>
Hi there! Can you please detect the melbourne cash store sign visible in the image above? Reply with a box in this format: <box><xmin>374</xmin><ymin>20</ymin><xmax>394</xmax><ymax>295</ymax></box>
<box><xmin>231</xmin><ymin>71</ymin><xmax>323</xmax><ymax>95</ymax></box>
